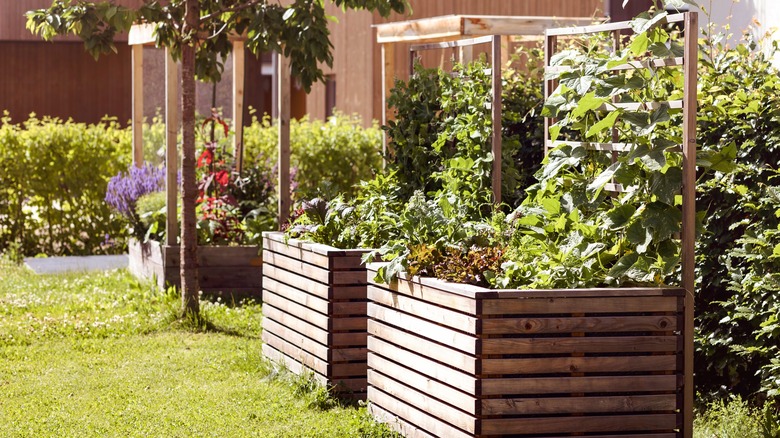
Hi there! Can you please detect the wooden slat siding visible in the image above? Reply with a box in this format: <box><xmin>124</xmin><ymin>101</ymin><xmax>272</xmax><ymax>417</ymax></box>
<box><xmin>368</xmin><ymin>353</ymin><xmax>479</xmax><ymax>415</ymax></box>
<box><xmin>480</xmin><ymin>394</ymin><xmax>677</xmax><ymax>416</ymax></box>
<box><xmin>263</xmin><ymin>250</ymin><xmax>367</xmax><ymax>285</ymax></box>
<box><xmin>164</xmin><ymin>245</ymin><xmax>260</xmax><ymax>266</ymax></box>
<box><xmin>368</xmin><ymin>303</ymin><xmax>477</xmax><ymax>354</ymax></box>
<box><xmin>264</xmin><ymin>277</ymin><xmax>331</xmax><ymax>315</ymax></box>
<box><xmin>262</xmin><ymin>331</ymin><xmax>331</xmax><ymax>376</ymax></box>
<box><xmin>368</xmin><ymin>336</ymin><xmax>478</xmax><ymax>395</ymax></box>
<box><xmin>480</xmin><ymin>375</ymin><xmax>680</xmax><ymax>396</ymax></box>
<box><xmin>369</xmin><ymin>369</ymin><xmax>476</xmax><ymax>433</ymax></box>
<box><xmin>263</xmin><ymin>233</ymin><xmax>368</xmax><ymax>271</ymax></box>
<box><xmin>265</xmin><ymin>343</ymin><xmax>368</xmax><ymax>394</ymax></box>
<box><xmin>263</xmin><ymin>317</ymin><xmax>333</xmax><ymax>362</ymax></box>
<box><xmin>481</xmin><ymin>295</ymin><xmax>680</xmax><ymax>314</ymax></box>
<box><xmin>368</xmin><ymin>387</ymin><xmax>473</xmax><ymax>438</ymax></box>
<box><xmin>368</xmin><ymin>286</ymin><xmax>478</xmax><ymax>333</ymax></box>
<box><xmin>369</xmin><ymin>403</ymin><xmax>438</xmax><ymax>438</ymax></box>
<box><xmin>481</xmin><ymin>314</ymin><xmax>677</xmax><ymax>334</ymax></box>
<box><xmin>198</xmin><ymin>266</ymin><xmax>261</xmax><ymax>288</ymax></box>
<box><xmin>367</xmin><ymin>266</ymin><xmax>479</xmax><ymax>313</ymax></box>
<box><xmin>368</xmin><ymin>319</ymin><xmax>478</xmax><ymax>374</ymax></box>
<box><xmin>481</xmin><ymin>355</ymin><xmax>679</xmax><ymax>375</ymax></box>
<box><xmin>481</xmin><ymin>335</ymin><xmax>680</xmax><ymax>355</ymax></box>
<box><xmin>263</xmin><ymin>290</ymin><xmax>332</xmax><ymax>331</ymax></box>
<box><xmin>478</xmin><ymin>414</ymin><xmax>678</xmax><ymax>436</ymax></box>
<box><xmin>263</xmin><ymin>263</ymin><xmax>362</xmax><ymax>301</ymax></box>
<box><xmin>263</xmin><ymin>303</ymin><xmax>331</xmax><ymax>346</ymax></box>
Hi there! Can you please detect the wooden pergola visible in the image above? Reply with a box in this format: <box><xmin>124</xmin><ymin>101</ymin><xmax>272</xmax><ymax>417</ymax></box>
<box><xmin>374</xmin><ymin>15</ymin><xmax>596</xmax><ymax>203</ymax></box>
<box><xmin>127</xmin><ymin>23</ymin><xmax>293</xmax><ymax>241</ymax></box>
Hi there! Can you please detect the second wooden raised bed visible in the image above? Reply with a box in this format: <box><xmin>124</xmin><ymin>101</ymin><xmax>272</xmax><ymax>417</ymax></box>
<box><xmin>127</xmin><ymin>238</ymin><xmax>262</xmax><ymax>300</ymax></box>
<box><xmin>261</xmin><ymin>231</ymin><xmax>371</xmax><ymax>399</ymax></box>
<box><xmin>366</xmin><ymin>263</ymin><xmax>685</xmax><ymax>437</ymax></box>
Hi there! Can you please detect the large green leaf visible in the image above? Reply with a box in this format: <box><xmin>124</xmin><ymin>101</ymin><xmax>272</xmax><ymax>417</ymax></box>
<box><xmin>643</xmin><ymin>201</ymin><xmax>681</xmax><ymax>242</ymax></box>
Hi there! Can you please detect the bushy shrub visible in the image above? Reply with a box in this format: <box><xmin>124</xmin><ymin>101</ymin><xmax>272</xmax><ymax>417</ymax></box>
<box><xmin>243</xmin><ymin>112</ymin><xmax>383</xmax><ymax>200</ymax></box>
<box><xmin>0</xmin><ymin>114</ymin><xmax>131</xmax><ymax>256</ymax></box>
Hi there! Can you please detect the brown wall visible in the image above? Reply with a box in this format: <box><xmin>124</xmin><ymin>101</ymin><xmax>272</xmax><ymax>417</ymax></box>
<box><xmin>306</xmin><ymin>0</ymin><xmax>605</xmax><ymax>126</ymax></box>
<box><xmin>2</xmin><ymin>41</ymin><xmax>132</xmax><ymax>123</ymax></box>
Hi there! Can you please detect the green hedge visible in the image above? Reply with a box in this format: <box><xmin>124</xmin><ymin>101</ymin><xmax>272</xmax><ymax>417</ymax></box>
<box><xmin>0</xmin><ymin>114</ymin><xmax>131</xmax><ymax>257</ymax></box>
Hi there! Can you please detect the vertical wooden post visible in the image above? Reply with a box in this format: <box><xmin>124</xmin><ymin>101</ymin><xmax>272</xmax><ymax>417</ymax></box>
<box><xmin>132</xmin><ymin>44</ymin><xmax>144</xmax><ymax>167</ymax></box>
<box><xmin>543</xmin><ymin>33</ymin><xmax>557</xmax><ymax>155</ymax></box>
<box><xmin>458</xmin><ymin>44</ymin><xmax>473</xmax><ymax>64</ymax></box>
<box><xmin>278</xmin><ymin>53</ymin><xmax>291</xmax><ymax>229</ymax></box>
<box><xmin>232</xmin><ymin>40</ymin><xmax>245</xmax><ymax>174</ymax></box>
<box><xmin>681</xmin><ymin>11</ymin><xmax>698</xmax><ymax>438</ymax></box>
<box><xmin>165</xmin><ymin>48</ymin><xmax>179</xmax><ymax>247</ymax></box>
<box><xmin>381</xmin><ymin>43</ymin><xmax>395</xmax><ymax>161</ymax></box>
<box><xmin>491</xmin><ymin>35</ymin><xmax>502</xmax><ymax>205</ymax></box>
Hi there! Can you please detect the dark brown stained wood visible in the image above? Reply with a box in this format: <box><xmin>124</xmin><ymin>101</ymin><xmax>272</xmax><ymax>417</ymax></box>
<box><xmin>481</xmin><ymin>296</ymin><xmax>680</xmax><ymax>315</ymax></box>
<box><xmin>480</xmin><ymin>394</ymin><xmax>678</xmax><ymax>416</ymax></box>
<box><xmin>480</xmin><ymin>375</ymin><xmax>680</xmax><ymax>396</ymax></box>
<box><xmin>368</xmin><ymin>336</ymin><xmax>478</xmax><ymax>395</ymax></box>
<box><xmin>331</xmin><ymin>332</ymin><xmax>368</xmax><ymax>348</ymax></box>
<box><xmin>368</xmin><ymin>353</ymin><xmax>478</xmax><ymax>415</ymax></box>
<box><xmin>481</xmin><ymin>335</ymin><xmax>680</xmax><ymax>355</ymax></box>
<box><xmin>368</xmin><ymin>303</ymin><xmax>477</xmax><ymax>354</ymax></box>
<box><xmin>481</xmin><ymin>355</ymin><xmax>679</xmax><ymax>375</ymax></box>
<box><xmin>481</xmin><ymin>315</ymin><xmax>678</xmax><ymax>334</ymax></box>
<box><xmin>164</xmin><ymin>245</ymin><xmax>260</xmax><ymax>266</ymax></box>
<box><xmin>263</xmin><ymin>249</ymin><xmax>367</xmax><ymax>285</ymax></box>
<box><xmin>368</xmin><ymin>387</ymin><xmax>474</xmax><ymax>438</ymax></box>
<box><xmin>478</xmin><ymin>414</ymin><xmax>679</xmax><ymax>435</ymax></box>
<box><xmin>331</xmin><ymin>301</ymin><xmax>367</xmax><ymax>317</ymax></box>
<box><xmin>368</xmin><ymin>320</ymin><xmax>477</xmax><ymax>374</ymax></box>
<box><xmin>369</xmin><ymin>369</ymin><xmax>476</xmax><ymax>433</ymax></box>
<box><xmin>198</xmin><ymin>266</ymin><xmax>261</xmax><ymax>288</ymax></box>
<box><xmin>264</xmin><ymin>277</ymin><xmax>331</xmax><ymax>315</ymax></box>
<box><xmin>368</xmin><ymin>285</ymin><xmax>478</xmax><ymax>333</ymax></box>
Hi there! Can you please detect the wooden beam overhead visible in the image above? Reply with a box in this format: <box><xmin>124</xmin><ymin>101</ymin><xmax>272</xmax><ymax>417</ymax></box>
<box><xmin>374</xmin><ymin>15</ymin><xmax>598</xmax><ymax>44</ymax></box>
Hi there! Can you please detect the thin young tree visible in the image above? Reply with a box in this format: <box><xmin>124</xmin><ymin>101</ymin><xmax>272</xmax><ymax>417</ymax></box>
<box><xmin>26</xmin><ymin>0</ymin><xmax>408</xmax><ymax>317</ymax></box>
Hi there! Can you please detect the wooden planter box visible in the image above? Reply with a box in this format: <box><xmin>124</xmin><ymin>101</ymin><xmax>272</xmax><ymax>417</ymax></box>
<box><xmin>127</xmin><ymin>238</ymin><xmax>262</xmax><ymax>300</ymax></box>
<box><xmin>261</xmin><ymin>231</ymin><xmax>371</xmax><ymax>399</ymax></box>
<box><xmin>366</xmin><ymin>263</ymin><xmax>686</xmax><ymax>438</ymax></box>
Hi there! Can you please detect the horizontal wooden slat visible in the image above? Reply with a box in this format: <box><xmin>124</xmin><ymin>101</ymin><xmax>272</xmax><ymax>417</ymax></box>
<box><xmin>478</xmin><ymin>413</ymin><xmax>679</xmax><ymax>435</ymax></box>
<box><xmin>262</xmin><ymin>342</ymin><xmax>328</xmax><ymax>383</ymax></box>
<box><xmin>480</xmin><ymin>394</ymin><xmax>677</xmax><ymax>416</ymax></box>
<box><xmin>263</xmin><ymin>317</ymin><xmax>330</xmax><ymax>362</ymax></box>
<box><xmin>368</xmin><ymin>353</ymin><xmax>478</xmax><ymax>415</ymax></box>
<box><xmin>481</xmin><ymin>335</ymin><xmax>679</xmax><ymax>355</ymax></box>
<box><xmin>368</xmin><ymin>387</ymin><xmax>472</xmax><ymax>438</ymax></box>
<box><xmin>481</xmin><ymin>375</ymin><xmax>680</xmax><ymax>396</ymax></box>
<box><xmin>263</xmin><ymin>290</ymin><xmax>330</xmax><ymax>331</ymax></box>
<box><xmin>263</xmin><ymin>263</ymin><xmax>329</xmax><ymax>298</ymax></box>
<box><xmin>546</xmin><ymin>12</ymin><xmax>685</xmax><ymax>36</ymax></box>
<box><xmin>263</xmin><ymin>303</ymin><xmax>330</xmax><ymax>346</ymax></box>
<box><xmin>165</xmin><ymin>245</ymin><xmax>261</xmax><ymax>267</ymax></box>
<box><xmin>481</xmin><ymin>314</ymin><xmax>678</xmax><ymax>334</ymax></box>
<box><xmin>369</xmin><ymin>372</ymin><xmax>476</xmax><ymax>434</ymax></box>
<box><xmin>264</xmin><ymin>250</ymin><xmax>367</xmax><ymax>285</ymax></box>
<box><xmin>263</xmin><ymin>231</ymin><xmax>369</xmax><ymax>257</ymax></box>
<box><xmin>367</xmin><ymin>268</ymin><xmax>478</xmax><ymax>313</ymax></box>
<box><xmin>368</xmin><ymin>336</ymin><xmax>478</xmax><ymax>395</ymax></box>
<box><xmin>481</xmin><ymin>296</ymin><xmax>679</xmax><ymax>315</ymax></box>
<box><xmin>481</xmin><ymin>355</ymin><xmax>679</xmax><ymax>375</ymax></box>
<box><xmin>263</xmin><ymin>235</ymin><xmax>367</xmax><ymax>271</ymax></box>
<box><xmin>410</xmin><ymin>35</ymin><xmax>494</xmax><ymax>52</ymax></box>
<box><xmin>368</xmin><ymin>286</ymin><xmax>478</xmax><ymax>334</ymax></box>
<box><xmin>264</xmin><ymin>277</ymin><xmax>330</xmax><ymax>315</ymax></box>
<box><xmin>368</xmin><ymin>403</ymin><xmax>438</xmax><ymax>438</ymax></box>
<box><xmin>368</xmin><ymin>303</ymin><xmax>477</xmax><ymax>355</ymax></box>
<box><xmin>263</xmin><ymin>344</ymin><xmax>366</xmax><ymax>398</ymax></box>
<box><xmin>368</xmin><ymin>320</ymin><xmax>477</xmax><ymax>374</ymax></box>
<box><xmin>262</xmin><ymin>331</ymin><xmax>329</xmax><ymax>376</ymax></box>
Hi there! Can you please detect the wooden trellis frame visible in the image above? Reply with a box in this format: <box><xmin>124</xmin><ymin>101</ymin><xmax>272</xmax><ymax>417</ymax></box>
<box><xmin>375</xmin><ymin>15</ymin><xmax>596</xmax><ymax>204</ymax></box>
<box><xmin>544</xmin><ymin>12</ymin><xmax>698</xmax><ymax>436</ymax></box>
<box><xmin>127</xmin><ymin>24</ymin><xmax>292</xmax><ymax>235</ymax></box>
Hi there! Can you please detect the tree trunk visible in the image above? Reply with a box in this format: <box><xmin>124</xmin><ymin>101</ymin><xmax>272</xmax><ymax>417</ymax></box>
<box><xmin>180</xmin><ymin>0</ymin><xmax>200</xmax><ymax>316</ymax></box>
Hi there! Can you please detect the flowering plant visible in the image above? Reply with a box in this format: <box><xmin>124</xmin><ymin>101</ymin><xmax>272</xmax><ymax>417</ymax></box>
<box><xmin>105</xmin><ymin>163</ymin><xmax>165</xmax><ymax>239</ymax></box>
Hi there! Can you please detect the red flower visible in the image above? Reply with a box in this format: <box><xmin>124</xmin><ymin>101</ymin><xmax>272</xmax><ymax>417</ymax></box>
<box><xmin>197</xmin><ymin>149</ymin><xmax>214</xmax><ymax>168</ymax></box>
<box><xmin>215</xmin><ymin>170</ymin><xmax>230</xmax><ymax>187</ymax></box>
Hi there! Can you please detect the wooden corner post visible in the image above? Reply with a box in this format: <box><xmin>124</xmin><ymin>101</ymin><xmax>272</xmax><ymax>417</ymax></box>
<box><xmin>232</xmin><ymin>40</ymin><xmax>245</xmax><ymax>174</ymax></box>
<box><xmin>491</xmin><ymin>35</ymin><xmax>502</xmax><ymax>204</ymax></box>
<box><xmin>165</xmin><ymin>48</ymin><xmax>179</xmax><ymax>246</ymax></box>
<box><xmin>132</xmin><ymin>44</ymin><xmax>144</xmax><ymax>167</ymax></box>
<box><xmin>277</xmin><ymin>52</ymin><xmax>291</xmax><ymax>229</ymax></box>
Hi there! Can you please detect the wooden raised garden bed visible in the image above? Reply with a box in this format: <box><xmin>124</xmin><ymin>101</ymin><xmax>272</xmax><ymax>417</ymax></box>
<box><xmin>261</xmin><ymin>231</ymin><xmax>372</xmax><ymax>399</ymax></box>
<box><xmin>366</xmin><ymin>263</ymin><xmax>685</xmax><ymax>437</ymax></box>
<box><xmin>127</xmin><ymin>238</ymin><xmax>262</xmax><ymax>300</ymax></box>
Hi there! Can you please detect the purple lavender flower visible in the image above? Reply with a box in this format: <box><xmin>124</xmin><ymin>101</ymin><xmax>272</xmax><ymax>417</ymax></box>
<box><xmin>105</xmin><ymin>163</ymin><xmax>166</xmax><ymax>219</ymax></box>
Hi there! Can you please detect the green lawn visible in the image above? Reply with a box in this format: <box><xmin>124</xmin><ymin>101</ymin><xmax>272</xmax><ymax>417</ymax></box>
<box><xmin>0</xmin><ymin>260</ymin><xmax>395</xmax><ymax>437</ymax></box>
<box><xmin>0</xmin><ymin>259</ymin><xmax>771</xmax><ymax>437</ymax></box>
